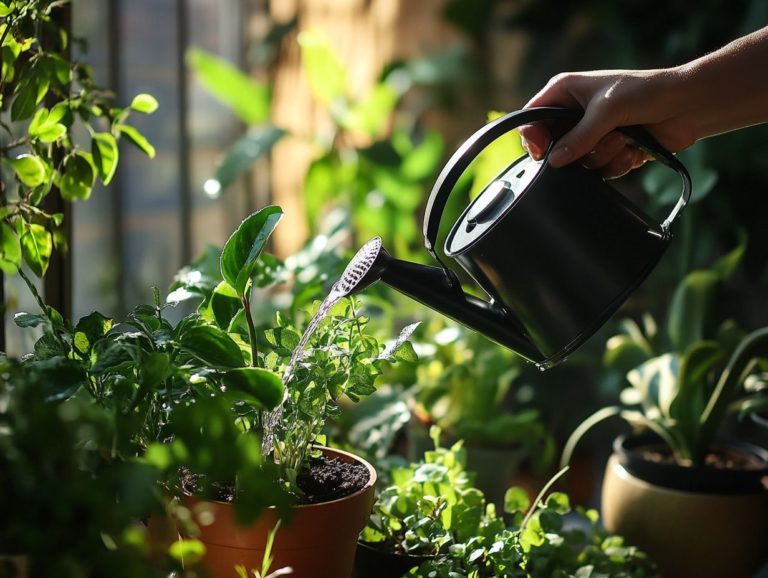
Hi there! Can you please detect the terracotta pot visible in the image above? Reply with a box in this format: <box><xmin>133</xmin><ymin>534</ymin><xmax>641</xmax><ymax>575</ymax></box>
<box><xmin>184</xmin><ymin>447</ymin><xmax>376</xmax><ymax>578</ymax></box>
<box><xmin>601</xmin><ymin>435</ymin><xmax>768</xmax><ymax>578</ymax></box>
<box><xmin>353</xmin><ymin>542</ymin><xmax>435</xmax><ymax>578</ymax></box>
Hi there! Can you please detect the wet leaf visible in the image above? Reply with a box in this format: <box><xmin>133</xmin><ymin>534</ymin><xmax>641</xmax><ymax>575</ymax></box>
<box><xmin>179</xmin><ymin>324</ymin><xmax>245</xmax><ymax>368</ymax></box>
<box><xmin>220</xmin><ymin>206</ymin><xmax>283</xmax><ymax>297</ymax></box>
<box><xmin>221</xmin><ymin>367</ymin><xmax>284</xmax><ymax>410</ymax></box>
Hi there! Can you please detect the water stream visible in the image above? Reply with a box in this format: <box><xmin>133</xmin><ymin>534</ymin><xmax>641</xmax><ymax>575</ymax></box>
<box><xmin>261</xmin><ymin>237</ymin><xmax>383</xmax><ymax>454</ymax></box>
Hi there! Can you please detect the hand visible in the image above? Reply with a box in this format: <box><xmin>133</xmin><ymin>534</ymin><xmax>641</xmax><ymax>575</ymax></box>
<box><xmin>519</xmin><ymin>69</ymin><xmax>696</xmax><ymax>178</ymax></box>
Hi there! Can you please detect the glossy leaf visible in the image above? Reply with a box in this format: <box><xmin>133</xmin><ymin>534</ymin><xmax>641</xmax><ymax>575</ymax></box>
<box><xmin>20</xmin><ymin>223</ymin><xmax>52</xmax><ymax>277</ymax></box>
<box><xmin>73</xmin><ymin>311</ymin><xmax>114</xmax><ymax>356</ymax></box>
<box><xmin>186</xmin><ymin>48</ymin><xmax>270</xmax><ymax>123</ymax></box>
<box><xmin>221</xmin><ymin>367</ymin><xmax>284</xmax><ymax>410</ymax></box>
<box><xmin>60</xmin><ymin>153</ymin><xmax>95</xmax><ymax>201</ymax></box>
<box><xmin>179</xmin><ymin>324</ymin><xmax>245</xmax><ymax>368</ymax></box>
<box><xmin>11</xmin><ymin>75</ymin><xmax>38</xmax><ymax>121</ymax></box>
<box><xmin>213</xmin><ymin>125</ymin><xmax>285</xmax><ymax>190</ymax></box>
<box><xmin>207</xmin><ymin>281</ymin><xmax>242</xmax><ymax>330</ymax></box>
<box><xmin>117</xmin><ymin>124</ymin><xmax>156</xmax><ymax>158</ymax></box>
<box><xmin>130</xmin><ymin>93</ymin><xmax>159</xmax><ymax>114</ymax></box>
<box><xmin>8</xmin><ymin>154</ymin><xmax>46</xmax><ymax>187</ymax></box>
<box><xmin>0</xmin><ymin>222</ymin><xmax>21</xmax><ymax>275</ymax></box>
<box><xmin>92</xmin><ymin>132</ymin><xmax>119</xmax><ymax>185</ymax></box>
<box><xmin>220</xmin><ymin>206</ymin><xmax>284</xmax><ymax>297</ymax></box>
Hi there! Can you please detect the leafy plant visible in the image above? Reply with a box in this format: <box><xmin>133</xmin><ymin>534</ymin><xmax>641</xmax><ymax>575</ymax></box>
<box><xmin>361</xmin><ymin>427</ymin><xmax>657</xmax><ymax>578</ymax></box>
<box><xmin>360</xmin><ymin>425</ymin><xmax>503</xmax><ymax>557</ymax></box>
<box><xmin>0</xmin><ymin>0</ymin><xmax>156</xmax><ymax>278</ymax></box>
<box><xmin>412</xmin><ymin>321</ymin><xmax>554</xmax><ymax>472</ymax></box>
<box><xmin>563</xmin><ymin>240</ymin><xmax>768</xmax><ymax>467</ymax></box>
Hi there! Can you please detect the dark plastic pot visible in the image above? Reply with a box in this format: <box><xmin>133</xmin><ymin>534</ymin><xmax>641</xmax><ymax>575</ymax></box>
<box><xmin>353</xmin><ymin>542</ymin><xmax>435</xmax><ymax>578</ymax></box>
<box><xmin>613</xmin><ymin>433</ymin><xmax>768</xmax><ymax>493</ymax></box>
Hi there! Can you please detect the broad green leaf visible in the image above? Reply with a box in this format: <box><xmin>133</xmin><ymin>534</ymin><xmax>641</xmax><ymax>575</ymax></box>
<box><xmin>667</xmin><ymin>270</ymin><xmax>719</xmax><ymax>352</ymax></box>
<box><xmin>60</xmin><ymin>153</ymin><xmax>95</xmax><ymax>201</ymax></box>
<box><xmin>298</xmin><ymin>31</ymin><xmax>347</xmax><ymax>105</ymax></box>
<box><xmin>130</xmin><ymin>93</ymin><xmax>159</xmax><ymax>114</ymax></box>
<box><xmin>11</xmin><ymin>76</ymin><xmax>38</xmax><ymax>121</ymax></box>
<box><xmin>0</xmin><ymin>222</ymin><xmax>20</xmax><ymax>275</ymax></box>
<box><xmin>221</xmin><ymin>367</ymin><xmax>284</xmax><ymax>410</ymax></box>
<box><xmin>117</xmin><ymin>124</ymin><xmax>156</xmax><ymax>158</ymax></box>
<box><xmin>35</xmin><ymin>123</ymin><xmax>66</xmax><ymax>143</ymax></box>
<box><xmin>0</xmin><ymin>2</ymin><xmax>13</xmax><ymax>17</ymax></box>
<box><xmin>179</xmin><ymin>324</ymin><xmax>245</xmax><ymax>368</ymax></box>
<box><xmin>503</xmin><ymin>487</ymin><xmax>530</xmax><ymax>514</ymax></box>
<box><xmin>14</xmin><ymin>312</ymin><xmax>47</xmax><ymax>328</ymax></box>
<box><xmin>469</xmin><ymin>112</ymin><xmax>525</xmax><ymax>200</ymax></box>
<box><xmin>213</xmin><ymin>125</ymin><xmax>285</xmax><ymax>190</ymax></box>
<box><xmin>73</xmin><ymin>311</ymin><xmax>114</xmax><ymax>355</ymax></box>
<box><xmin>20</xmin><ymin>223</ymin><xmax>52</xmax><ymax>277</ymax></box>
<box><xmin>141</xmin><ymin>352</ymin><xmax>172</xmax><ymax>391</ymax></box>
<box><xmin>28</xmin><ymin>106</ymin><xmax>66</xmax><ymax>142</ymax></box>
<box><xmin>8</xmin><ymin>154</ymin><xmax>45</xmax><ymax>187</ymax></box>
<box><xmin>207</xmin><ymin>281</ymin><xmax>242</xmax><ymax>329</ymax></box>
<box><xmin>545</xmin><ymin>492</ymin><xmax>570</xmax><ymax>514</ymax></box>
<box><xmin>92</xmin><ymin>132</ymin><xmax>119</xmax><ymax>184</ymax></box>
<box><xmin>220</xmin><ymin>206</ymin><xmax>283</xmax><ymax>296</ymax></box>
<box><xmin>186</xmin><ymin>48</ymin><xmax>269</xmax><ymax>123</ymax></box>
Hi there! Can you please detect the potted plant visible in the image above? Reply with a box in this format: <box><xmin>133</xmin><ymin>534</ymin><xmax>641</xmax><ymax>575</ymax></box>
<box><xmin>407</xmin><ymin>321</ymin><xmax>555</xmax><ymax>507</ymax></box>
<box><xmin>355</xmin><ymin>426</ymin><xmax>504</xmax><ymax>578</ymax></box>
<box><xmin>155</xmin><ymin>206</ymin><xmax>420</xmax><ymax>578</ymax></box>
<box><xmin>357</xmin><ymin>427</ymin><xmax>658</xmax><ymax>578</ymax></box>
<box><xmin>562</xmin><ymin>248</ymin><xmax>768</xmax><ymax>578</ymax></box>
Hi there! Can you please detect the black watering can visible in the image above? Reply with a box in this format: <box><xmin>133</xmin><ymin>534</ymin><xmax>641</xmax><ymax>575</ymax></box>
<box><xmin>352</xmin><ymin>107</ymin><xmax>691</xmax><ymax>368</ymax></box>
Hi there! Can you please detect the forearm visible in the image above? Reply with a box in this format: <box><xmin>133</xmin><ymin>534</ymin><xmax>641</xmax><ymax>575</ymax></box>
<box><xmin>672</xmin><ymin>26</ymin><xmax>768</xmax><ymax>140</ymax></box>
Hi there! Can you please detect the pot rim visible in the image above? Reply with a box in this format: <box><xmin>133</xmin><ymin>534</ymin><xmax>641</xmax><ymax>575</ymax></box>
<box><xmin>612</xmin><ymin>433</ymin><xmax>768</xmax><ymax>494</ymax></box>
<box><xmin>183</xmin><ymin>446</ymin><xmax>377</xmax><ymax>510</ymax></box>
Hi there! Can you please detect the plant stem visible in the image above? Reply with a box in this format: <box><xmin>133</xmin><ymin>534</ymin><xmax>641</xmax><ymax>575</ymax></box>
<box><xmin>520</xmin><ymin>466</ymin><xmax>570</xmax><ymax>533</ymax></box>
<box><xmin>242</xmin><ymin>293</ymin><xmax>260</xmax><ymax>368</ymax></box>
<box><xmin>17</xmin><ymin>266</ymin><xmax>48</xmax><ymax>316</ymax></box>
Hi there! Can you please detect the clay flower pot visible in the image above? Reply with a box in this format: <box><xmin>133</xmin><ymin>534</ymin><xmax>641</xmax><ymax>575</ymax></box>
<box><xmin>184</xmin><ymin>447</ymin><xmax>376</xmax><ymax>578</ymax></box>
<box><xmin>601</xmin><ymin>434</ymin><xmax>768</xmax><ymax>578</ymax></box>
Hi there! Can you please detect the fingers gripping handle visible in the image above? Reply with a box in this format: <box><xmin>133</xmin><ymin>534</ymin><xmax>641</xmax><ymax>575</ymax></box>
<box><xmin>422</xmin><ymin>107</ymin><xmax>692</xmax><ymax>258</ymax></box>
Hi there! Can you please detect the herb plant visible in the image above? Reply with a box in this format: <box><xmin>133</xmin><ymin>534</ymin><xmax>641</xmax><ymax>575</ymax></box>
<box><xmin>360</xmin><ymin>427</ymin><xmax>658</xmax><ymax>578</ymax></box>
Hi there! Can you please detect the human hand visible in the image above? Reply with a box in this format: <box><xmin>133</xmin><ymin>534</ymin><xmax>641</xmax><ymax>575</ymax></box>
<box><xmin>519</xmin><ymin>69</ymin><xmax>696</xmax><ymax>178</ymax></box>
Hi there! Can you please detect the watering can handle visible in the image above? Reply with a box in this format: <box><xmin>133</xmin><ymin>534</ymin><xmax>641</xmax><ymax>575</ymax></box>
<box><xmin>423</xmin><ymin>106</ymin><xmax>692</xmax><ymax>260</ymax></box>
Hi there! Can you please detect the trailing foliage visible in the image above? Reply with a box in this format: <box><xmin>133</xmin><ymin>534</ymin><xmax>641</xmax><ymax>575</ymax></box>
<box><xmin>0</xmin><ymin>0</ymin><xmax>156</xmax><ymax>277</ymax></box>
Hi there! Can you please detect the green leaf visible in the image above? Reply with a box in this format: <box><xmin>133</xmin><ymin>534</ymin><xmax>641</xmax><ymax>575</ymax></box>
<box><xmin>141</xmin><ymin>352</ymin><xmax>172</xmax><ymax>391</ymax></box>
<box><xmin>73</xmin><ymin>311</ymin><xmax>114</xmax><ymax>356</ymax></box>
<box><xmin>213</xmin><ymin>125</ymin><xmax>286</xmax><ymax>190</ymax></box>
<box><xmin>179</xmin><ymin>324</ymin><xmax>245</xmax><ymax>368</ymax></box>
<box><xmin>202</xmin><ymin>280</ymin><xmax>241</xmax><ymax>328</ymax></box>
<box><xmin>92</xmin><ymin>132</ymin><xmax>119</xmax><ymax>185</ymax></box>
<box><xmin>14</xmin><ymin>311</ymin><xmax>47</xmax><ymax>328</ymax></box>
<box><xmin>130</xmin><ymin>93</ymin><xmax>159</xmax><ymax>114</ymax></box>
<box><xmin>298</xmin><ymin>31</ymin><xmax>347</xmax><ymax>105</ymax></box>
<box><xmin>186</xmin><ymin>48</ymin><xmax>270</xmax><ymax>123</ymax></box>
<box><xmin>11</xmin><ymin>76</ymin><xmax>38</xmax><ymax>121</ymax></box>
<box><xmin>0</xmin><ymin>222</ymin><xmax>21</xmax><ymax>275</ymax></box>
<box><xmin>0</xmin><ymin>3</ymin><xmax>13</xmax><ymax>17</ymax></box>
<box><xmin>8</xmin><ymin>154</ymin><xmax>46</xmax><ymax>187</ymax></box>
<box><xmin>667</xmin><ymin>270</ymin><xmax>719</xmax><ymax>352</ymax></box>
<box><xmin>168</xmin><ymin>539</ymin><xmax>206</xmax><ymax>564</ymax></box>
<box><xmin>20</xmin><ymin>223</ymin><xmax>52</xmax><ymax>277</ymax></box>
<box><xmin>60</xmin><ymin>153</ymin><xmax>95</xmax><ymax>201</ymax></box>
<box><xmin>341</xmin><ymin>83</ymin><xmax>398</xmax><ymax>136</ymax></box>
<box><xmin>503</xmin><ymin>487</ymin><xmax>530</xmax><ymax>514</ymax></box>
<box><xmin>117</xmin><ymin>124</ymin><xmax>156</xmax><ymax>158</ymax></box>
<box><xmin>220</xmin><ymin>206</ymin><xmax>283</xmax><ymax>296</ymax></box>
<box><xmin>221</xmin><ymin>367</ymin><xmax>285</xmax><ymax>410</ymax></box>
<box><xmin>545</xmin><ymin>492</ymin><xmax>570</xmax><ymax>514</ymax></box>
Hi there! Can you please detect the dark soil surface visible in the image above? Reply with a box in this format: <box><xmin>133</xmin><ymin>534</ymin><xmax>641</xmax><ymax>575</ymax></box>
<box><xmin>639</xmin><ymin>444</ymin><xmax>766</xmax><ymax>470</ymax></box>
<box><xmin>180</xmin><ymin>454</ymin><xmax>370</xmax><ymax>505</ymax></box>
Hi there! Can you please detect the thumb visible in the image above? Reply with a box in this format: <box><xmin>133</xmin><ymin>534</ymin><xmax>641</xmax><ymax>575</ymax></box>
<box><xmin>547</xmin><ymin>107</ymin><xmax>615</xmax><ymax>167</ymax></box>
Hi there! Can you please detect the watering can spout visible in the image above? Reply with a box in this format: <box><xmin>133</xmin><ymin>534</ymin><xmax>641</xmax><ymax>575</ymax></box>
<box><xmin>352</xmin><ymin>243</ymin><xmax>545</xmax><ymax>365</ymax></box>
